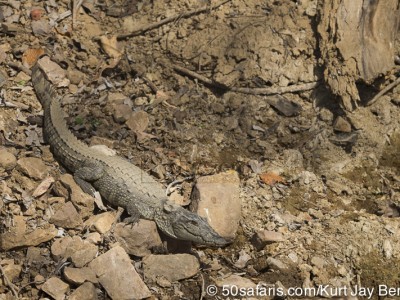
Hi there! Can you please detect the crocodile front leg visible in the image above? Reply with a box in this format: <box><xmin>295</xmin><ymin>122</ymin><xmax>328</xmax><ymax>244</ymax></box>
<box><xmin>73</xmin><ymin>161</ymin><xmax>105</xmax><ymax>196</ymax></box>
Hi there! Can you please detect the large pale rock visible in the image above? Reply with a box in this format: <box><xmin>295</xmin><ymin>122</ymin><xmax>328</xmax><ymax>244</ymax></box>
<box><xmin>0</xmin><ymin>216</ymin><xmax>57</xmax><ymax>251</ymax></box>
<box><xmin>41</xmin><ymin>277</ymin><xmax>70</xmax><ymax>300</ymax></box>
<box><xmin>50</xmin><ymin>236</ymin><xmax>98</xmax><ymax>267</ymax></box>
<box><xmin>191</xmin><ymin>170</ymin><xmax>241</xmax><ymax>239</ymax></box>
<box><xmin>17</xmin><ymin>157</ymin><xmax>48</xmax><ymax>180</ymax></box>
<box><xmin>113</xmin><ymin>220</ymin><xmax>162</xmax><ymax>257</ymax></box>
<box><xmin>143</xmin><ymin>254</ymin><xmax>199</xmax><ymax>282</ymax></box>
<box><xmin>89</xmin><ymin>246</ymin><xmax>151</xmax><ymax>300</ymax></box>
<box><xmin>50</xmin><ymin>202</ymin><xmax>83</xmax><ymax>229</ymax></box>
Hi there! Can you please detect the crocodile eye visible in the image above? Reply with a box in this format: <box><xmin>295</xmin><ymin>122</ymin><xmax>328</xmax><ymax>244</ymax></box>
<box><xmin>188</xmin><ymin>220</ymin><xmax>198</xmax><ymax>226</ymax></box>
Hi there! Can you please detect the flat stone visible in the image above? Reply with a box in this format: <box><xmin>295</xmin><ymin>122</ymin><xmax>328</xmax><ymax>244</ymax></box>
<box><xmin>50</xmin><ymin>236</ymin><xmax>98</xmax><ymax>267</ymax></box>
<box><xmin>1</xmin><ymin>260</ymin><xmax>21</xmax><ymax>283</ymax></box>
<box><xmin>41</xmin><ymin>277</ymin><xmax>70</xmax><ymax>300</ymax></box>
<box><xmin>63</xmin><ymin>267</ymin><xmax>98</xmax><ymax>285</ymax></box>
<box><xmin>156</xmin><ymin>276</ymin><xmax>172</xmax><ymax>288</ymax></box>
<box><xmin>69</xmin><ymin>282</ymin><xmax>98</xmax><ymax>300</ymax></box>
<box><xmin>113</xmin><ymin>104</ymin><xmax>132</xmax><ymax>123</ymax></box>
<box><xmin>84</xmin><ymin>232</ymin><xmax>102</xmax><ymax>244</ymax></box>
<box><xmin>89</xmin><ymin>246</ymin><xmax>151</xmax><ymax>299</ymax></box>
<box><xmin>84</xmin><ymin>212</ymin><xmax>116</xmax><ymax>234</ymax></box>
<box><xmin>0</xmin><ymin>148</ymin><xmax>17</xmax><ymax>170</ymax></box>
<box><xmin>53</xmin><ymin>174</ymin><xmax>94</xmax><ymax>218</ymax></box>
<box><xmin>51</xmin><ymin>236</ymin><xmax>73</xmax><ymax>260</ymax></box>
<box><xmin>126</xmin><ymin>110</ymin><xmax>149</xmax><ymax>133</ymax></box>
<box><xmin>191</xmin><ymin>170</ymin><xmax>241</xmax><ymax>239</ymax></box>
<box><xmin>333</xmin><ymin>116</ymin><xmax>352</xmax><ymax>133</ymax></box>
<box><xmin>50</xmin><ymin>202</ymin><xmax>83</xmax><ymax>229</ymax></box>
<box><xmin>31</xmin><ymin>20</ymin><xmax>51</xmax><ymax>35</ymax></box>
<box><xmin>17</xmin><ymin>157</ymin><xmax>48</xmax><ymax>180</ymax></box>
<box><xmin>251</xmin><ymin>230</ymin><xmax>285</xmax><ymax>250</ymax></box>
<box><xmin>311</xmin><ymin>256</ymin><xmax>326</xmax><ymax>269</ymax></box>
<box><xmin>67</xmin><ymin>69</ymin><xmax>84</xmax><ymax>85</ymax></box>
<box><xmin>14</xmin><ymin>71</ymin><xmax>31</xmax><ymax>83</ymax></box>
<box><xmin>0</xmin><ymin>216</ymin><xmax>58</xmax><ymax>251</ymax></box>
<box><xmin>107</xmin><ymin>92</ymin><xmax>128</xmax><ymax>104</ymax></box>
<box><xmin>216</xmin><ymin>274</ymin><xmax>256</xmax><ymax>289</ymax></box>
<box><xmin>113</xmin><ymin>220</ymin><xmax>162</xmax><ymax>257</ymax></box>
<box><xmin>87</xmin><ymin>55</ymin><xmax>99</xmax><ymax>69</ymax></box>
<box><xmin>32</xmin><ymin>176</ymin><xmax>55</xmax><ymax>197</ymax></box>
<box><xmin>318</xmin><ymin>107</ymin><xmax>334</xmax><ymax>122</ymax></box>
<box><xmin>70</xmin><ymin>240</ymin><xmax>98</xmax><ymax>268</ymax></box>
<box><xmin>143</xmin><ymin>254</ymin><xmax>199</xmax><ymax>282</ymax></box>
<box><xmin>234</xmin><ymin>250</ymin><xmax>252</xmax><ymax>269</ymax></box>
<box><xmin>267</xmin><ymin>257</ymin><xmax>289</xmax><ymax>271</ymax></box>
<box><xmin>26</xmin><ymin>247</ymin><xmax>47</xmax><ymax>264</ymax></box>
<box><xmin>216</xmin><ymin>274</ymin><xmax>267</xmax><ymax>300</ymax></box>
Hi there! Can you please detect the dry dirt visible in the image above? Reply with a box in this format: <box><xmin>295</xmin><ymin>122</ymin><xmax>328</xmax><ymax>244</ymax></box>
<box><xmin>1</xmin><ymin>0</ymin><xmax>400</xmax><ymax>299</ymax></box>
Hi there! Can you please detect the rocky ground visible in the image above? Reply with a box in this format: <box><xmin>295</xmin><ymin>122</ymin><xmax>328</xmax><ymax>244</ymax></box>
<box><xmin>1</xmin><ymin>0</ymin><xmax>400</xmax><ymax>299</ymax></box>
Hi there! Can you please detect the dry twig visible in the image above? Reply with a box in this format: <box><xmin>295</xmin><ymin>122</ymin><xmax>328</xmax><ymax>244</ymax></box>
<box><xmin>166</xmin><ymin>176</ymin><xmax>193</xmax><ymax>197</ymax></box>
<box><xmin>72</xmin><ymin>0</ymin><xmax>84</xmax><ymax>29</ymax></box>
<box><xmin>5</xmin><ymin>61</ymin><xmax>31</xmax><ymax>75</ymax></box>
<box><xmin>366</xmin><ymin>76</ymin><xmax>400</xmax><ymax>106</ymax></box>
<box><xmin>116</xmin><ymin>0</ymin><xmax>231</xmax><ymax>40</ymax></box>
<box><xmin>169</xmin><ymin>63</ymin><xmax>319</xmax><ymax>95</ymax></box>
<box><xmin>0</xmin><ymin>264</ymin><xmax>19</xmax><ymax>298</ymax></box>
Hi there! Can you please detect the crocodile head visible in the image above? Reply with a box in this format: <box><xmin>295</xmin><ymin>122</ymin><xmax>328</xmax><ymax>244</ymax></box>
<box><xmin>154</xmin><ymin>201</ymin><xmax>230</xmax><ymax>247</ymax></box>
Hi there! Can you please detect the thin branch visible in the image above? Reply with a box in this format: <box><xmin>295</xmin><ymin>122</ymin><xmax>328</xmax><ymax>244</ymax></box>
<box><xmin>116</xmin><ymin>0</ymin><xmax>231</xmax><ymax>40</ymax></box>
<box><xmin>0</xmin><ymin>264</ymin><xmax>19</xmax><ymax>298</ymax></box>
<box><xmin>366</xmin><ymin>76</ymin><xmax>400</xmax><ymax>106</ymax></box>
<box><xmin>169</xmin><ymin>63</ymin><xmax>319</xmax><ymax>95</ymax></box>
<box><xmin>5</xmin><ymin>61</ymin><xmax>31</xmax><ymax>75</ymax></box>
<box><xmin>72</xmin><ymin>0</ymin><xmax>84</xmax><ymax>29</ymax></box>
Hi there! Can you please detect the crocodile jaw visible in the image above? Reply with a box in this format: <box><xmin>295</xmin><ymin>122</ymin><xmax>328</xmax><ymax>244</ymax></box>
<box><xmin>154</xmin><ymin>203</ymin><xmax>229</xmax><ymax>247</ymax></box>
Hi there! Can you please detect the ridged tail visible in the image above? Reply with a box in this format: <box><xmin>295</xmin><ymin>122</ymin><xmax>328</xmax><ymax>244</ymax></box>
<box><xmin>31</xmin><ymin>64</ymin><xmax>58</xmax><ymax>109</ymax></box>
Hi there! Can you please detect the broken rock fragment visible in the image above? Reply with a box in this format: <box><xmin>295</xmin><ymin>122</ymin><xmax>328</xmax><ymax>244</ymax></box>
<box><xmin>143</xmin><ymin>254</ymin><xmax>200</xmax><ymax>282</ymax></box>
<box><xmin>50</xmin><ymin>201</ymin><xmax>83</xmax><ymax>229</ymax></box>
<box><xmin>17</xmin><ymin>157</ymin><xmax>48</xmax><ymax>180</ymax></box>
<box><xmin>63</xmin><ymin>267</ymin><xmax>98</xmax><ymax>285</ymax></box>
<box><xmin>113</xmin><ymin>220</ymin><xmax>162</xmax><ymax>257</ymax></box>
<box><xmin>0</xmin><ymin>216</ymin><xmax>57</xmax><ymax>251</ymax></box>
<box><xmin>50</xmin><ymin>236</ymin><xmax>98</xmax><ymax>267</ymax></box>
<box><xmin>251</xmin><ymin>230</ymin><xmax>285</xmax><ymax>250</ymax></box>
<box><xmin>41</xmin><ymin>277</ymin><xmax>70</xmax><ymax>300</ymax></box>
<box><xmin>69</xmin><ymin>282</ymin><xmax>98</xmax><ymax>300</ymax></box>
<box><xmin>89</xmin><ymin>246</ymin><xmax>151</xmax><ymax>300</ymax></box>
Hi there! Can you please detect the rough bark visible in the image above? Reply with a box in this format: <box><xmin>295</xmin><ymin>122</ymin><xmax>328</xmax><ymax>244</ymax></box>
<box><xmin>317</xmin><ymin>0</ymin><xmax>399</xmax><ymax>111</ymax></box>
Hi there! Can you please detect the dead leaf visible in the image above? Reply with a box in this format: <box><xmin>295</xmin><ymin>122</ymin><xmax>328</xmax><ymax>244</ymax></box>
<box><xmin>22</xmin><ymin>48</ymin><xmax>45</xmax><ymax>67</ymax></box>
<box><xmin>32</xmin><ymin>177</ymin><xmax>55</xmax><ymax>197</ymax></box>
<box><xmin>260</xmin><ymin>172</ymin><xmax>285</xmax><ymax>186</ymax></box>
